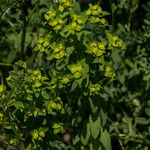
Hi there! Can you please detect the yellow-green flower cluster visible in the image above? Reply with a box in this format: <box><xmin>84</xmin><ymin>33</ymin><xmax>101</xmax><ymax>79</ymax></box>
<box><xmin>107</xmin><ymin>33</ymin><xmax>125</xmax><ymax>49</ymax></box>
<box><xmin>44</xmin><ymin>10</ymin><xmax>56</xmax><ymax>21</ymax></box>
<box><xmin>58</xmin><ymin>0</ymin><xmax>75</xmax><ymax>12</ymax></box>
<box><xmin>69</xmin><ymin>64</ymin><xmax>82</xmax><ymax>79</ymax></box>
<box><xmin>35</xmin><ymin>36</ymin><xmax>49</xmax><ymax>53</ymax></box>
<box><xmin>71</xmin><ymin>14</ymin><xmax>85</xmax><ymax>31</ymax></box>
<box><xmin>90</xmin><ymin>42</ymin><xmax>106</xmax><ymax>57</ymax></box>
<box><xmin>58</xmin><ymin>76</ymin><xmax>70</xmax><ymax>88</ymax></box>
<box><xmin>30</xmin><ymin>70</ymin><xmax>47</xmax><ymax>88</ymax></box>
<box><xmin>52</xmin><ymin>123</ymin><xmax>64</xmax><ymax>134</ymax></box>
<box><xmin>89</xmin><ymin>83</ymin><xmax>101</xmax><ymax>95</ymax></box>
<box><xmin>44</xmin><ymin>10</ymin><xmax>64</xmax><ymax>30</ymax></box>
<box><xmin>52</xmin><ymin>44</ymin><xmax>65</xmax><ymax>59</ymax></box>
<box><xmin>32</xmin><ymin>128</ymin><xmax>47</xmax><ymax>141</ymax></box>
<box><xmin>104</xmin><ymin>66</ymin><xmax>116</xmax><ymax>81</ymax></box>
<box><xmin>86</xmin><ymin>4</ymin><xmax>106</xmax><ymax>24</ymax></box>
<box><xmin>47</xmin><ymin>97</ymin><xmax>64</xmax><ymax>115</ymax></box>
<box><xmin>86</xmin><ymin>4</ymin><xmax>102</xmax><ymax>16</ymax></box>
<box><xmin>60</xmin><ymin>76</ymin><xmax>70</xmax><ymax>84</ymax></box>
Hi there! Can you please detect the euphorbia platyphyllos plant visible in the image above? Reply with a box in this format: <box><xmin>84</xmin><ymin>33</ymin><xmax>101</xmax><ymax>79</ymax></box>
<box><xmin>0</xmin><ymin>0</ymin><xmax>125</xmax><ymax>149</ymax></box>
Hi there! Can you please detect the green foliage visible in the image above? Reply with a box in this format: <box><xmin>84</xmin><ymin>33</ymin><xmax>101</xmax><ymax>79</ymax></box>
<box><xmin>0</xmin><ymin>0</ymin><xmax>125</xmax><ymax>149</ymax></box>
<box><xmin>0</xmin><ymin>0</ymin><xmax>150</xmax><ymax>150</ymax></box>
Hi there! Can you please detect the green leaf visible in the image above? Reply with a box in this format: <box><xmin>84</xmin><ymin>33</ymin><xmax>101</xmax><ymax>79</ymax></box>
<box><xmin>41</xmin><ymin>90</ymin><xmax>50</xmax><ymax>99</ymax></box>
<box><xmin>145</xmin><ymin>108</ymin><xmax>150</xmax><ymax>117</ymax></box>
<box><xmin>73</xmin><ymin>135</ymin><xmax>80</xmax><ymax>145</ymax></box>
<box><xmin>70</xmin><ymin>81</ymin><xmax>78</xmax><ymax>92</ymax></box>
<box><xmin>111</xmin><ymin>50</ymin><xmax>121</xmax><ymax>64</ymax></box>
<box><xmin>66</xmin><ymin>46</ymin><xmax>74</xmax><ymax>55</ymax></box>
<box><xmin>89</xmin><ymin>97</ymin><xmax>98</xmax><ymax>113</ymax></box>
<box><xmin>81</xmin><ymin>122</ymin><xmax>90</xmax><ymax>145</ymax></box>
<box><xmin>89</xmin><ymin>114</ymin><xmax>101</xmax><ymax>139</ymax></box>
<box><xmin>100</xmin><ymin>129</ymin><xmax>112</xmax><ymax>150</ymax></box>
<box><xmin>100</xmin><ymin>109</ymin><xmax>107</xmax><ymax>127</ymax></box>
<box><xmin>135</xmin><ymin>117</ymin><xmax>149</xmax><ymax>125</ymax></box>
<box><xmin>6</xmin><ymin>49</ymin><xmax>16</xmax><ymax>63</ymax></box>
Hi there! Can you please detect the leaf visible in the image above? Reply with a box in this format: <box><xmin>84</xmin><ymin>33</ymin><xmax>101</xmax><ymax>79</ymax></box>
<box><xmin>66</xmin><ymin>46</ymin><xmax>74</xmax><ymax>55</ymax></box>
<box><xmin>6</xmin><ymin>49</ymin><xmax>16</xmax><ymax>63</ymax></box>
<box><xmin>73</xmin><ymin>1</ymin><xmax>81</xmax><ymax>13</ymax></box>
<box><xmin>100</xmin><ymin>129</ymin><xmax>112</xmax><ymax>150</ymax></box>
<box><xmin>90</xmin><ymin>142</ymin><xmax>102</xmax><ymax>150</ymax></box>
<box><xmin>145</xmin><ymin>108</ymin><xmax>150</xmax><ymax>117</ymax></box>
<box><xmin>135</xmin><ymin>117</ymin><xmax>149</xmax><ymax>125</ymax></box>
<box><xmin>100</xmin><ymin>109</ymin><xmax>107</xmax><ymax>127</ymax></box>
<box><xmin>81</xmin><ymin>122</ymin><xmax>90</xmax><ymax>145</ymax></box>
<box><xmin>41</xmin><ymin>90</ymin><xmax>50</xmax><ymax>99</ymax></box>
<box><xmin>111</xmin><ymin>50</ymin><xmax>121</xmax><ymax>64</ymax></box>
<box><xmin>73</xmin><ymin>135</ymin><xmax>80</xmax><ymax>145</ymax></box>
<box><xmin>89</xmin><ymin>97</ymin><xmax>98</xmax><ymax>113</ymax></box>
<box><xmin>89</xmin><ymin>114</ymin><xmax>101</xmax><ymax>139</ymax></box>
<box><xmin>102</xmin><ymin>11</ymin><xmax>110</xmax><ymax>16</ymax></box>
<box><xmin>129</xmin><ymin>62</ymin><xmax>140</xmax><ymax>78</ymax></box>
<box><xmin>76</xmin><ymin>31</ymin><xmax>91</xmax><ymax>41</ymax></box>
<box><xmin>70</xmin><ymin>81</ymin><xmax>77</xmax><ymax>92</ymax></box>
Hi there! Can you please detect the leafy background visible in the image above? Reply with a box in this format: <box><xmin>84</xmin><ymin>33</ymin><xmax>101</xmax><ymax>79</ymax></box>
<box><xmin>0</xmin><ymin>0</ymin><xmax>150</xmax><ymax>149</ymax></box>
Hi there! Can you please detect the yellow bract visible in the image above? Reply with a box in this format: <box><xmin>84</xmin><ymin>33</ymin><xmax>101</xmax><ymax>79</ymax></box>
<box><xmin>49</xmin><ymin>18</ymin><xmax>64</xmax><ymax>31</ymax></box>
<box><xmin>86</xmin><ymin>4</ymin><xmax>106</xmax><ymax>24</ymax></box>
<box><xmin>61</xmin><ymin>77</ymin><xmax>70</xmax><ymax>84</ymax></box>
<box><xmin>35</xmin><ymin>36</ymin><xmax>50</xmax><ymax>53</ymax></box>
<box><xmin>89</xmin><ymin>83</ymin><xmax>101</xmax><ymax>95</ymax></box>
<box><xmin>47</xmin><ymin>97</ymin><xmax>64</xmax><ymax>115</ymax></box>
<box><xmin>107</xmin><ymin>33</ymin><xmax>125</xmax><ymax>49</ymax></box>
<box><xmin>44</xmin><ymin>9</ymin><xmax>64</xmax><ymax>31</ymax></box>
<box><xmin>52</xmin><ymin>44</ymin><xmax>65</xmax><ymax>59</ymax></box>
<box><xmin>104</xmin><ymin>66</ymin><xmax>116</xmax><ymax>81</ymax></box>
<box><xmin>90</xmin><ymin>42</ymin><xmax>106</xmax><ymax>57</ymax></box>
<box><xmin>30</xmin><ymin>70</ymin><xmax>47</xmax><ymax>88</ymax></box>
<box><xmin>52</xmin><ymin>123</ymin><xmax>64</xmax><ymax>134</ymax></box>
<box><xmin>86</xmin><ymin>4</ymin><xmax>102</xmax><ymax>16</ymax></box>
<box><xmin>44</xmin><ymin>10</ymin><xmax>56</xmax><ymax>21</ymax></box>
<box><xmin>32</xmin><ymin>128</ymin><xmax>46</xmax><ymax>141</ymax></box>
<box><xmin>58</xmin><ymin>0</ymin><xmax>75</xmax><ymax>12</ymax></box>
<box><xmin>71</xmin><ymin>14</ymin><xmax>85</xmax><ymax>31</ymax></box>
<box><xmin>69</xmin><ymin>64</ymin><xmax>82</xmax><ymax>79</ymax></box>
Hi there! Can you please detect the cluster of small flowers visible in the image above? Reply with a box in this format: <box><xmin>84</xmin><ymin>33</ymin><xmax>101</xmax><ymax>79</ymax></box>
<box><xmin>107</xmin><ymin>33</ymin><xmax>125</xmax><ymax>49</ymax></box>
<box><xmin>30</xmin><ymin>70</ymin><xmax>47</xmax><ymax>88</ymax></box>
<box><xmin>47</xmin><ymin>97</ymin><xmax>65</xmax><ymax>115</ymax></box>
<box><xmin>58</xmin><ymin>0</ymin><xmax>75</xmax><ymax>12</ymax></box>
<box><xmin>69</xmin><ymin>64</ymin><xmax>83</xmax><ymax>79</ymax></box>
<box><xmin>104</xmin><ymin>66</ymin><xmax>116</xmax><ymax>81</ymax></box>
<box><xmin>71</xmin><ymin>14</ymin><xmax>85</xmax><ymax>31</ymax></box>
<box><xmin>86</xmin><ymin>4</ymin><xmax>106</xmax><ymax>24</ymax></box>
<box><xmin>44</xmin><ymin>10</ymin><xmax>64</xmax><ymax>31</ymax></box>
<box><xmin>52</xmin><ymin>122</ymin><xmax>64</xmax><ymax>134</ymax></box>
<box><xmin>35</xmin><ymin>36</ymin><xmax>50</xmax><ymax>53</ymax></box>
<box><xmin>89</xmin><ymin>83</ymin><xmax>101</xmax><ymax>95</ymax></box>
<box><xmin>90</xmin><ymin>42</ymin><xmax>106</xmax><ymax>57</ymax></box>
<box><xmin>32</xmin><ymin>128</ymin><xmax>47</xmax><ymax>141</ymax></box>
<box><xmin>52</xmin><ymin>44</ymin><xmax>65</xmax><ymax>59</ymax></box>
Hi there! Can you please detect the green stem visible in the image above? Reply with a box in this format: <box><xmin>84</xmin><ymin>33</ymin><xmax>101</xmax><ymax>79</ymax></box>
<box><xmin>108</xmin><ymin>0</ymin><xmax>115</xmax><ymax>31</ymax></box>
<box><xmin>0</xmin><ymin>63</ymin><xmax>13</xmax><ymax>67</ymax></box>
<box><xmin>20</xmin><ymin>1</ymin><xmax>28</xmax><ymax>59</ymax></box>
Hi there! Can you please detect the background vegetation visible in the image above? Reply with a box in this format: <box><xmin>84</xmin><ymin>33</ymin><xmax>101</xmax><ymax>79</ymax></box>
<box><xmin>0</xmin><ymin>0</ymin><xmax>150</xmax><ymax>149</ymax></box>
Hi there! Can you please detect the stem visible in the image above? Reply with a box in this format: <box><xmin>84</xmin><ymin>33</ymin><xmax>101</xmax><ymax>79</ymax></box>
<box><xmin>108</xmin><ymin>0</ymin><xmax>115</xmax><ymax>31</ymax></box>
<box><xmin>0</xmin><ymin>63</ymin><xmax>13</xmax><ymax>67</ymax></box>
<box><xmin>20</xmin><ymin>1</ymin><xmax>28</xmax><ymax>59</ymax></box>
<box><xmin>21</xmin><ymin>14</ymin><xmax>27</xmax><ymax>59</ymax></box>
